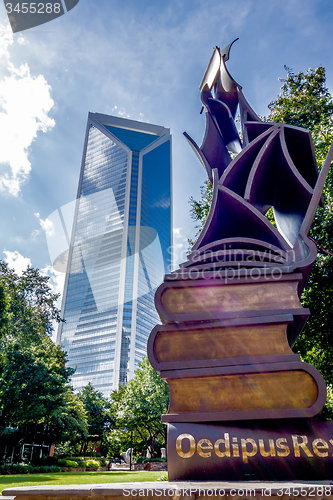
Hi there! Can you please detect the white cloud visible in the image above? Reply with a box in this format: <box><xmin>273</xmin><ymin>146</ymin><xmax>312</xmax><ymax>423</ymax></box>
<box><xmin>171</xmin><ymin>227</ymin><xmax>191</xmax><ymax>269</ymax></box>
<box><xmin>35</xmin><ymin>212</ymin><xmax>55</xmax><ymax>236</ymax></box>
<box><xmin>0</xmin><ymin>25</ymin><xmax>55</xmax><ymax>196</ymax></box>
<box><xmin>41</xmin><ymin>264</ymin><xmax>65</xmax><ymax>298</ymax></box>
<box><xmin>0</xmin><ymin>25</ymin><xmax>13</xmax><ymax>59</ymax></box>
<box><xmin>31</xmin><ymin>229</ymin><xmax>40</xmax><ymax>240</ymax></box>
<box><xmin>174</xmin><ymin>242</ymin><xmax>184</xmax><ymax>249</ymax></box>
<box><xmin>3</xmin><ymin>249</ymin><xmax>31</xmax><ymax>275</ymax></box>
<box><xmin>173</xmin><ymin>227</ymin><xmax>183</xmax><ymax>238</ymax></box>
<box><xmin>17</xmin><ymin>35</ymin><xmax>27</xmax><ymax>46</ymax></box>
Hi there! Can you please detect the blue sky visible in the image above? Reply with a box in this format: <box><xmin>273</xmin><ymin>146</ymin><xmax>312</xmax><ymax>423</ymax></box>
<box><xmin>0</xmin><ymin>0</ymin><xmax>333</xmax><ymax>303</ymax></box>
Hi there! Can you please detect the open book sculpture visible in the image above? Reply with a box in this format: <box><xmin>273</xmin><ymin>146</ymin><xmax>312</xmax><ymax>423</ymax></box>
<box><xmin>148</xmin><ymin>41</ymin><xmax>333</xmax><ymax>426</ymax></box>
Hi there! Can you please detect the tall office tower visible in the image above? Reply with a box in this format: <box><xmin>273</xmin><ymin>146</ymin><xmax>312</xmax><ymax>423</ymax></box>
<box><xmin>57</xmin><ymin>113</ymin><xmax>172</xmax><ymax>396</ymax></box>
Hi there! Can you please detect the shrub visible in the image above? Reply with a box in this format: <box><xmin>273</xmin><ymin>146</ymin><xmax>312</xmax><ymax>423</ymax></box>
<box><xmin>32</xmin><ymin>465</ymin><xmax>62</xmax><ymax>473</ymax></box>
<box><xmin>66</xmin><ymin>456</ymin><xmax>84</xmax><ymax>465</ymax></box>
<box><xmin>0</xmin><ymin>464</ymin><xmax>32</xmax><ymax>474</ymax></box>
<box><xmin>69</xmin><ymin>456</ymin><xmax>105</xmax><ymax>465</ymax></box>
<box><xmin>0</xmin><ymin>464</ymin><xmax>61</xmax><ymax>474</ymax></box>
<box><xmin>135</xmin><ymin>457</ymin><xmax>167</xmax><ymax>464</ymax></box>
<box><xmin>45</xmin><ymin>465</ymin><xmax>62</xmax><ymax>473</ymax></box>
<box><xmin>57</xmin><ymin>459</ymin><xmax>79</xmax><ymax>467</ymax></box>
<box><xmin>81</xmin><ymin>459</ymin><xmax>101</xmax><ymax>468</ymax></box>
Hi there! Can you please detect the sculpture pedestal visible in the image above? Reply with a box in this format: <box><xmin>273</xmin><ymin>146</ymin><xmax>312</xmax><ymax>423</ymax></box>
<box><xmin>168</xmin><ymin>420</ymin><xmax>333</xmax><ymax>481</ymax></box>
<box><xmin>149</xmin><ymin>272</ymin><xmax>326</xmax><ymax>423</ymax></box>
<box><xmin>148</xmin><ymin>271</ymin><xmax>329</xmax><ymax>481</ymax></box>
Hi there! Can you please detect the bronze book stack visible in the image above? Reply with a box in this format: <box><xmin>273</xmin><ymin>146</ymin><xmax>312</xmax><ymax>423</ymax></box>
<box><xmin>148</xmin><ymin>271</ymin><xmax>326</xmax><ymax>422</ymax></box>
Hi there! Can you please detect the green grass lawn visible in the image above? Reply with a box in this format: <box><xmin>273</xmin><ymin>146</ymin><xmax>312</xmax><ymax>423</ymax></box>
<box><xmin>0</xmin><ymin>471</ymin><xmax>165</xmax><ymax>494</ymax></box>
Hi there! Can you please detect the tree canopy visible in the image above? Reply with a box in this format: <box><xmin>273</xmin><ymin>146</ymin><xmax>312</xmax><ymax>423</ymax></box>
<box><xmin>0</xmin><ymin>262</ymin><xmax>88</xmax><ymax>449</ymax></box>
<box><xmin>77</xmin><ymin>383</ymin><xmax>109</xmax><ymax>455</ymax></box>
<box><xmin>267</xmin><ymin>66</ymin><xmax>333</xmax><ymax>168</ymax></box>
<box><xmin>0</xmin><ymin>262</ymin><xmax>170</xmax><ymax>459</ymax></box>
<box><xmin>109</xmin><ymin>357</ymin><xmax>169</xmax><ymax>457</ymax></box>
<box><xmin>188</xmin><ymin>180</ymin><xmax>213</xmax><ymax>245</ymax></box>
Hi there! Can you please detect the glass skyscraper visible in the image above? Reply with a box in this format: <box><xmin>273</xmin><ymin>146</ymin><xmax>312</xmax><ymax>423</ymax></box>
<box><xmin>57</xmin><ymin>113</ymin><xmax>172</xmax><ymax>396</ymax></box>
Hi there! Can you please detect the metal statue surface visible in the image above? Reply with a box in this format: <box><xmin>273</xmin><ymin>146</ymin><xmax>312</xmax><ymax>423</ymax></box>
<box><xmin>147</xmin><ymin>41</ymin><xmax>333</xmax><ymax>481</ymax></box>
<box><xmin>182</xmin><ymin>39</ymin><xmax>333</xmax><ymax>291</ymax></box>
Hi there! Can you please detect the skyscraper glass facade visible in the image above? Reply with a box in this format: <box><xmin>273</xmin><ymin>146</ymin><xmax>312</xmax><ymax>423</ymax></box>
<box><xmin>57</xmin><ymin>113</ymin><xmax>172</xmax><ymax>396</ymax></box>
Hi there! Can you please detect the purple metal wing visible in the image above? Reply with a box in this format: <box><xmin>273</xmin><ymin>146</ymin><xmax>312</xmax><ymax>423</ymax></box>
<box><xmin>181</xmin><ymin>40</ymin><xmax>333</xmax><ymax>290</ymax></box>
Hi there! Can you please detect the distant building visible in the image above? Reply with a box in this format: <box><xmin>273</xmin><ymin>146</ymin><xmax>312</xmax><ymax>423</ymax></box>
<box><xmin>57</xmin><ymin>113</ymin><xmax>172</xmax><ymax>396</ymax></box>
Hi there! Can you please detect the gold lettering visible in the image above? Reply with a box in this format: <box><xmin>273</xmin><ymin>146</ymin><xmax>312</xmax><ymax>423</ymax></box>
<box><xmin>259</xmin><ymin>439</ymin><xmax>276</xmax><ymax>457</ymax></box>
<box><xmin>292</xmin><ymin>435</ymin><xmax>313</xmax><ymax>458</ymax></box>
<box><xmin>312</xmin><ymin>438</ymin><xmax>329</xmax><ymax>457</ymax></box>
<box><xmin>232</xmin><ymin>437</ymin><xmax>239</xmax><ymax>457</ymax></box>
<box><xmin>197</xmin><ymin>439</ymin><xmax>213</xmax><ymax>458</ymax></box>
<box><xmin>276</xmin><ymin>438</ymin><xmax>290</xmax><ymax>457</ymax></box>
<box><xmin>241</xmin><ymin>438</ymin><xmax>257</xmax><ymax>463</ymax></box>
<box><xmin>215</xmin><ymin>433</ymin><xmax>231</xmax><ymax>457</ymax></box>
<box><xmin>176</xmin><ymin>434</ymin><xmax>196</xmax><ymax>459</ymax></box>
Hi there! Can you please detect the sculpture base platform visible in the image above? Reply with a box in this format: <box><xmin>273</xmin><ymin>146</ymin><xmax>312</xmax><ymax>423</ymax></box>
<box><xmin>4</xmin><ymin>481</ymin><xmax>333</xmax><ymax>500</ymax></box>
<box><xmin>168</xmin><ymin>420</ymin><xmax>333</xmax><ymax>481</ymax></box>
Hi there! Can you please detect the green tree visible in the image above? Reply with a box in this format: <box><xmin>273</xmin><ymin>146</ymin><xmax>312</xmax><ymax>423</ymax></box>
<box><xmin>0</xmin><ymin>281</ymin><xmax>10</xmax><ymax>335</ymax></box>
<box><xmin>47</xmin><ymin>388</ymin><xmax>88</xmax><ymax>447</ymax></box>
<box><xmin>267</xmin><ymin>66</ymin><xmax>333</xmax><ymax>169</ymax></box>
<box><xmin>189</xmin><ymin>179</ymin><xmax>213</xmax><ymax>242</ymax></box>
<box><xmin>0</xmin><ymin>261</ymin><xmax>87</xmax><ymax>449</ymax></box>
<box><xmin>77</xmin><ymin>383</ymin><xmax>109</xmax><ymax>454</ymax></box>
<box><xmin>110</xmin><ymin>357</ymin><xmax>169</xmax><ymax>457</ymax></box>
<box><xmin>266</xmin><ymin>67</ymin><xmax>333</xmax><ymax>385</ymax></box>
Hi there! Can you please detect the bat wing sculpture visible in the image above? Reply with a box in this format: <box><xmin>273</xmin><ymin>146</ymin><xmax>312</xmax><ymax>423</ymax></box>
<box><xmin>183</xmin><ymin>40</ymin><xmax>333</xmax><ymax>292</ymax></box>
